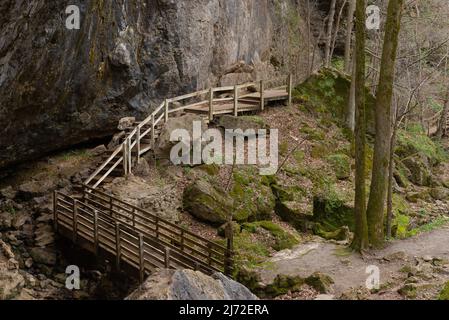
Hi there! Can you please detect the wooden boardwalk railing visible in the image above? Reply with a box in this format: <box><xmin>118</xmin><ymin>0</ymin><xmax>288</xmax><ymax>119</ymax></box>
<box><xmin>53</xmin><ymin>187</ymin><xmax>234</xmax><ymax>282</ymax></box>
<box><xmin>84</xmin><ymin>75</ymin><xmax>292</xmax><ymax>190</ymax></box>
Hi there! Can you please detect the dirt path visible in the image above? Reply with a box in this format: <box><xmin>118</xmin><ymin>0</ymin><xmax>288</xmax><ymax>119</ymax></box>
<box><xmin>258</xmin><ymin>224</ymin><xmax>449</xmax><ymax>299</ymax></box>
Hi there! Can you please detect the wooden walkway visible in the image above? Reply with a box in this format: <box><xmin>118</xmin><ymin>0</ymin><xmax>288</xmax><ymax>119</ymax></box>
<box><xmin>54</xmin><ymin>186</ymin><xmax>234</xmax><ymax>281</ymax></box>
<box><xmin>54</xmin><ymin>75</ymin><xmax>292</xmax><ymax>282</ymax></box>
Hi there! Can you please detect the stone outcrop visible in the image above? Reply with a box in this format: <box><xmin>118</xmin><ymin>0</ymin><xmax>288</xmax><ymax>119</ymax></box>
<box><xmin>126</xmin><ymin>269</ymin><xmax>257</xmax><ymax>300</ymax></box>
<box><xmin>0</xmin><ymin>0</ymin><xmax>319</xmax><ymax>168</ymax></box>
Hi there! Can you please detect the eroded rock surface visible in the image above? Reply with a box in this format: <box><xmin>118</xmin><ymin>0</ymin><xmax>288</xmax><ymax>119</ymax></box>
<box><xmin>126</xmin><ymin>269</ymin><xmax>257</xmax><ymax>300</ymax></box>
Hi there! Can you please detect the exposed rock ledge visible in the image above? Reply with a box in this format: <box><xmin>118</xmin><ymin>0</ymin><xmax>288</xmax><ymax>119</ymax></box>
<box><xmin>126</xmin><ymin>269</ymin><xmax>257</xmax><ymax>300</ymax></box>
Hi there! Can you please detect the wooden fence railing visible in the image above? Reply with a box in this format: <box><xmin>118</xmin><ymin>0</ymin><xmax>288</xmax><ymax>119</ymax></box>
<box><xmin>53</xmin><ymin>187</ymin><xmax>234</xmax><ymax>281</ymax></box>
<box><xmin>85</xmin><ymin>75</ymin><xmax>292</xmax><ymax>189</ymax></box>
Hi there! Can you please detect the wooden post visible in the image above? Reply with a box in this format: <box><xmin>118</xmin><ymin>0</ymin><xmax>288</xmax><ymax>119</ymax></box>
<box><xmin>138</xmin><ymin>234</ymin><xmax>145</xmax><ymax>283</ymax></box>
<box><xmin>136</xmin><ymin>126</ymin><xmax>141</xmax><ymax>164</ymax></box>
<box><xmin>73</xmin><ymin>200</ymin><xmax>78</xmax><ymax>244</ymax></box>
<box><xmin>122</xmin><ymin>143</ymin><xmax>128</xmax><ymax>176</ymax></box>
<box><xmin>109</xmin><ymin>197</ymin><xmax>113</xmax><ymax>217</ymax></box>
<box><xmin>233</xmin><ymin>85</ymin><xmax>239</xmax><ymax>117</ymax></box>
<box><xmin>164</xmin><ymin>99</ymin><xmax>169</xmax><ymax>123</ymax></box>
<box><xmin>224</xmin><ymin>222</ymin><xmax>234</xmax><ymax>276</ymax></box>
<box><xmin>209</xmin><ymin>88</ymin><xmax>214</xmax><ymax>121</ymax></box>
<box><xmin>207</xmin><ymin>243</ymin><xmax>212</xmax><ymax>266</ymax></box>
<box><xmin>115</xmin><ymin>222</ymin><xmax>121</xmax><ymax>271</ymax></box>
<box><xmin>260</xmin><ymin>80</ymin><xmax>265</xmax><ymax>111</ymax></box>
<box><xmin>53</xmin><ymin>191</ymin><xmax>58</xmax><ymax>232</ymax></box>
<box><xmin>180</xmin><ymin>230</ymin><xmax>185</xmax><ymax>251</ymax></box>
<box><xmin>132</xmin><ymin>208</ymin><xmax>136</xmax><ymax>228</ymax></box>
<box><xmin>287</xmin><ymin>74</ymin><xmax>293</xmax><ymax>107</ymax></box>
<box><xmin>151</xmin><ymin>114</ymin><xmax>155</xmax><ymax>149</ymax></box>
<box><xmin>127</xmin><ymin>137</ymin><xmax>132</xmax><ymax>175</ymax></box>
<box><xmin>164</xmin><ymin>247</ymin><xmax>171</xmax><ymax>268</ymax></box>
<box><xmin>93</xmin><ymin>210</ymin><xmax>99</xmax><ymax>255</ymax></box>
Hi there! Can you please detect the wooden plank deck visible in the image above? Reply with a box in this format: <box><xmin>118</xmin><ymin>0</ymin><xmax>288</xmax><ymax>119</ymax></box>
<box><xmin>53</xmin><ymin>189</ymin><xmax>234</xmax><ymax>282</ymax></box>
<box><xmin>184</xmin><ymin>88</ymin><xmax>288</xmax><ymax>115</ymax></box>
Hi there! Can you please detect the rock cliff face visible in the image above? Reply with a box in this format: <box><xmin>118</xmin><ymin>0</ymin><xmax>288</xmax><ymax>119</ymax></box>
<box><xmin>0</xmin><ymin>0</ymin><xmax>319</xmax><ymax>168</ymax></box>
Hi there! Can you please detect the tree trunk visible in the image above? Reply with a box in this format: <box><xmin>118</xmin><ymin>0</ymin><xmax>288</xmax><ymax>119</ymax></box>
<box><xmin>351</xmin><ymin>0</ymin><xmax>368</xmax><ymax>251</ymax></box>
<box><xmin>366</xmin><ymin>0</ymin><xmax>405</xmax><ymax>248</ymax></box>
<box><xmin>436</xmin><ymin>89</ymin><xmax>449</xmax><ymax>139</ymax></box>
<box><xmin>386</xmin><ymin>106</ymin><xmax>399</xmax><ymax>239</ymax></box>
<box><xmin>344</xmin><ymin>0</ymin><xmax>356</xmax><ymax>74</ymax></box>
<box><xmin>346</xmin><ymin>55</ymin><xmax>356</xmax><ymax>131</ymax></box>
<box><xmin>325</xmin><ymin>0</ymin><xmax>338</xmax><ymax>67</ymax></box>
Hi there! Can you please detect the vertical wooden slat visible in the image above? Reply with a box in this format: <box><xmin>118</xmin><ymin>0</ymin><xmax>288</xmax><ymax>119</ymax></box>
<box><xmin>180</xmin><ymin>230</ymin><xmax>185</xmax><ymax>251</ymax></box>
<box><xmin>287</xmin><ymin>74</ymin><xmax>293</xmax><ymax>107</ymax></box>
<box><xmin>109</xmin><ymin>197</ymin><xmax>113</xmax><ymax>217</ymax></box>
<box><xmin>123</xmin><ymin>142</ymin><xmax>128</xmax><ymax>175</ymax></box>
<box><xmin>136</xmin><ymin>126</ymin><xmax>141</xmax><ymax>164</ymax></box>
<box><xmin>233</xmin><ymin>85</ymin><xmax>239</xmax><ymax>116</ymax></box>
<box><xmin>151</xmin><ymin>114</ymin><xmax>155</xmax><ymax>149</ymax></box>
<box><xmin>209</xmin><ymin>88</ymin><xmax>214</xmax><ymax>121</ymax></box>
<box><xmin>164</xmin><ymin>99</ymin><xmax>169</xmax><ymax>122</ymax></box>
<box><xmin>207</xmin><ymin>243</ymin><xmax>212</xmax><ymax>266</ymax></box>
<box><xmin>164</xmin><ymin>247</ymin><xmax>171</xmax><ymax>268</ymax></box>
<box><xmin>132</xmin><ymin>208</ymin><xmax>136</xmax><ymax>228</ymax></box>
<box><xmin>260</xmin><ymin>80</ymin><xmax>265</xmax><ymax>111</ymax></box>
<box><xmin>224</xmin><ymin>222</ymin><xmax>234</xmax><ymax>276</ymax></box>
<box><xmin>138</xmin><ymin>234</ymin><xmax>145</xmax><ymax>283</ymax></box>
<box><xmin>93</xmin><ymin>210</ymin><xmax>99</xmax><ymax>255</ymax></box>
<box><xmin>73</xmin><ymin>200</ymin><xmax>78</xmax><ymax>243</ymax></box>
<box><xmin>127</xmin><ymin>137</ymin><xmax>132</xmax><ymax>174</ymax></box>
<box><xmin>115</xmin><ymin>222</ymin><xmax>121</xmax><ymax>271</ymax></box>
<box><xmin>53</xmin><ymin>191</ymin><xmax>58</xmax><ymax>232</ymax></box>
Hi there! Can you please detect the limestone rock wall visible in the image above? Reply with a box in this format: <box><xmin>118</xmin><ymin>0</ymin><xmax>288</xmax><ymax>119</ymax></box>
<box><xmin>0</xmin><ymin>0</ymin><xmax>320</xmax><ymax>168</ymax></box>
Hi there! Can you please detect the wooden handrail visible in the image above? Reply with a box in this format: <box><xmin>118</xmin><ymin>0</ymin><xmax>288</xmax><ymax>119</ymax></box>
<box><xmin>84</xmin><ymin>75</ymin><xmax>292</xmax><ymax>189</ymax></box>
<box><xmin>54</xmin><ymin>190</ymin><xmax>233</xmax><ymax>278</ymax></box>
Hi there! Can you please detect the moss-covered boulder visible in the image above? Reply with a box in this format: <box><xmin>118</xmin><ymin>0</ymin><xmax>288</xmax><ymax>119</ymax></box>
<box><xmin>293</xmin><ymin>68</ymin><xmax>376</xmax><ymax>134</ymax></box>
<box><xmin>430</xmin><ymin>187</ymin><xmax>449</xmax><ymax>201</ymax></box>
<box><xmin>263</xmin><ymin>275</ymin><xmax>304</xmax><ymax>297</ymax></box>
<box><xmin>402</xmin><ymin>156</ymin><xmax>432</xmax><ymax>187</ymax></box>
<box><xmin>183</xmin><ymin>180</ymin><xmax>233</xmax><ymax>225</ymax></box>
<box><xmin>230</xmin><ymin>168</ymin><xmax>276</xmax><ymax>222</ymax></box>
<box><xmin>271</xmin><ymin>184</ymin><xmax>311</xmax><ymax>231</ymax></box>
<box><xmin>184</xmin><ymin>167</ymin><xmax>276</xmax><ymax>225</ymax></box>
<box><xmin>305</xmin><ymin>272</ymin><xmax>334</xmax><ymax>294</ymax></box>
<box><xmin>312</xmin><ymin>194</ymin><xmax>354</xmax><ymax>232</ymax></box>
<box><xmin>439</xmin><ymin>281</ymin><xmax>449</xmax><ymax>300</ymax></box>
<box><xmin>313</xmin><ymin>224</ymin><xmax>350</xmax><ymax>241</ymax></box>
<box><xmin>406</xmin><ymin>190</ymin><xmax>431</xmax><ymax>203</ymax></box>
<box><xmin>327</xmin><ymin>154</ymin><xmax>351</xmax><ymax>180</ymax></box>
<box><xmin>241</xmin><ymin>221</ymin><xmax>300</xmax><ymax>251</ymax></box>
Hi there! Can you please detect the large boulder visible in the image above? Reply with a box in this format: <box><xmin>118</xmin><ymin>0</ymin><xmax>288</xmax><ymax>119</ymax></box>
<box><xmin>0</xmin><ymin>240</ymin><xmax>25</xmax><ymax>299</ymax></box>
<box><xmin>271</xmin><ymin>184</ymin><xmax>311</xmax><ymax>231</ymax></box>
<box><xmin>126</xmin><ymin>269</ymin><xmax>257</xmax><ymax>300</ymax></box>
<box><xmin>402</xmin><ymin>156</ymin><xmax>432</xmax><ymax>187</ymax></box>
<box><xmin>183</xmin><ymin>180</ymin><xmax>233</xmax><ymax>225</ymax></box>
<box><xmin>184</xmin><ymin>167</ymin><xmax>276</xmax><ymax>224</ymax></box>
<box><xmin>155</xmin><ymin>115</ymin><xmax>207</xmax><ymax>160</ymax></box>
<box><xmin>107</xmin><ymin>176</ymin><xmax>180</xmax><ymax>223</ymax></box>
<box><xmin>312</xmin><ymin>194</ymin><xmax>354</xmax><ymax>232</ymax></box>
<box><xmin>229</xmin><ymin>168</ymin><xmax>275</xmax><ymax>222</ymax></box>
